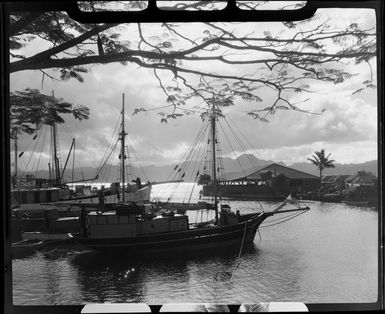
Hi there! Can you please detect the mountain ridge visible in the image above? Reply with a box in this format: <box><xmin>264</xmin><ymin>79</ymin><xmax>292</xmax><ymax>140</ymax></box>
<box><xmin>25</xmin><ymin>153</ymin><xmax>378</xmax><ymax>183</ymax></box>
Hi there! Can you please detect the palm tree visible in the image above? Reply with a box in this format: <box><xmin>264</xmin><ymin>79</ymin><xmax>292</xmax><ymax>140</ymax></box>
<box><xmin>307</xmin><ymin>149</ymin><xmax>336</xmax><ymax>191</ymax></box>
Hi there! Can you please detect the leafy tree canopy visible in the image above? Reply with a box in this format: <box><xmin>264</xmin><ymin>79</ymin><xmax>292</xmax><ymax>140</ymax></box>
<box><xmin>9</xmin><ymin>1</ymin><xmax>376</xmax><ymax>123</ymax></box>
<box><xmin>10</xmin><ymin>88</ymin><xmax>90</xmax><ymax>139</ymax></box>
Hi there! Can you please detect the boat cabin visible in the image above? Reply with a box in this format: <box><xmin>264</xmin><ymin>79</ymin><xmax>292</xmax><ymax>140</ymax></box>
<box><xmin>11</xmin><ymin>187</ymin><xmax>71</xmax><ymax>210</ymax></box>
<box><xmin>84</xmin><ymin>203</ymin><xmax>189</xmax><ymax>239</ymax></box>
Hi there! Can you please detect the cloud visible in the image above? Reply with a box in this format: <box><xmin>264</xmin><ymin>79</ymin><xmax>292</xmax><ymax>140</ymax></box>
<box><xmin>9</xmin><ymin>8</ymin><xmax>378</xmax><ymax>171</ymax></box>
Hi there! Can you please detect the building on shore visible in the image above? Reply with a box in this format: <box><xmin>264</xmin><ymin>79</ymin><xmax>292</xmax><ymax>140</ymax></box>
<box><xmin>202</xmin><ymin>163</ymin><xmax>319</xmax><ymax>200</ymax></box>
<box><xmin>318</xmin><ymin>171</ymin><xmax>378</xmax><ymax>206</ymax></box>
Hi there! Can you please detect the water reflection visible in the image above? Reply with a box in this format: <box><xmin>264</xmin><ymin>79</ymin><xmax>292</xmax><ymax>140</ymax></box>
<box><xmin>70</xmin><ymin>245</ymin><xmax>260</xmax><ymax>303</ymax></box>
<box><xmin>12</xmin><ymin>202</ymin><xmax>378</xmax><ymax>304</ymax></box>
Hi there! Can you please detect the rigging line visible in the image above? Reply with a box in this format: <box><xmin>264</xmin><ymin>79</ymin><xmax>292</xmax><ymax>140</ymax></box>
<box><xmin>217</xmin><ymin>119</ymin><xmax>247</xmax><ymax>178</ymax></box>
<box><xmin>223</xmin><ymin>117</ymin><xmax>260</xmax><ymax>170</ymax></box>
<box><xmin>190</xmin><ymin>132</ymin><xmax>209</xmax><ymax>204</ymax></box>
<box><xmin>65</xmin><ymin>111</ymin><xmax>119</xmax><ymax>172</ymax></box>
<box><xmin>96</xmin><ymin>138</ymin><xmax>119</xmax><ymax>179</ymax></box>
<box><xmin>214</xmin><ymin>124</ymin><xmax>225</xmax><ymax>201</ymax></box>
<box><xmin>72</xmin><ymin>139</ymin><xmax>75</xmax><ymax>186</ymax></box>
<box><xmin>124</xmin><ymin>146</ymin><xmax>146</xmax><ymax>203</ymax></box>
<box><xmin>223</xmin><ymin>117</ymin><xmax>293</xmax><ymax>200</ymax></box>
<box><xmin>201</xmin><ymin>126</ymin><xmax>212</xmax><ymax>205</ymax></box>
<box><xmin>260</xmin><ymin>210</ymin><xmax>308</xmax><ymax>228</ymax></box>
<box><xmin>167</xmin><ymin>120</ymin><xmax>210</xmax><ymax>201</ymax></box>
<box><xmin>185</xmin><ymin>127</ymin><xmax>207</xmax><ymax>204</ymax></box>
<box><xmin>227</xmin><ymin>116</ymin><xmax>269</xmax><ymax>168</ymax></box>
<box><xmin>21</xmin><ymin>125</ymin><xmax>45</xmax><ymax>177</ymax></box>
<box><xmin>102</xmin><ymin>144</ymin><xmax>119</xmax><ymax>184</ymax></box>
<box><xmin>261</xmin><ymin>210</ymin><xmax>305</xmax><ymax>224</ymax></box>
<box><xmin>126</xmin><ymin>144</ymin><xmax>160</xmax><ymax>201</ymax></box>
<box><xmin>59</xmin><ymin>124</ymin><xmax>97</xmax><ymax>172</ymax></box>
<box><xmin>124</xmin><ymin>148</ymin><xmax>140</xmax><ymax>202</ymax></box>
<box><xmin>229</xmin><ymin>220</ymin><xmax>248</xmax><ymax>281</ymax></box>
<box><xmin>180</xmin><ymin>120</ymin><xmax>210</xmax><ymax>184</ymax></box>
<box><xmin>126</xmin><ymin>142</ymin><xmax>149</xmax><ymax>182</ymax></box>
<box><xmin>96</xmin><ymin>137</ymin><xmax>118</xmax><ymax>177</ymax></box>
<box><xmin>18</xmin><ymin>158</ymin><xmax>26</xmax><ymax>174</ymax></box>
<box><xmin>167</xmin><ymin>119</ymin><xmax>209</xmax><ymax>182</ymax></box>
<box><xmin>61</xmin><ymin>123</ymin><xmax>75</xmax><ymax>139</ymax></box>
<box><xmin>34</xmin><ymin>125</ymin><xmax>48</xmax><ymax>178</ymax></box>
<box><xmin>224</xmin><ymin>117</ymin><xmax>257</xmax><ymax>167</ymax></box>
<box><xmin>95</xmin><ymin>111</ymin><xmax>122</xmax><ymax>175</ymax></box>
<box><xmin>106</xmin><ymin>139</ymin><xmax>120</xmax><ymax>174</ymax></box>
<box><xmin>16</xmin><ymin>132</ymin><xmax>37</xmax><ymax>165</ymax></box>
<box><xmin>182</xmin><ymin>130</ymin><xmax>205</xmax><ymax>199</ymax></box>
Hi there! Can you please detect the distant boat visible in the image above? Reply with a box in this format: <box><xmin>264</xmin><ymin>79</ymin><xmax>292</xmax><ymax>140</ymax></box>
<box><xmin>72</xmin><ymin>100</ymin><xmax>310</xmax><ymax>253</ymax></box>
<box><xmin>342</xmin><ymin>200</ymin><xmax>372</xmax><ymax>207</ymax></box>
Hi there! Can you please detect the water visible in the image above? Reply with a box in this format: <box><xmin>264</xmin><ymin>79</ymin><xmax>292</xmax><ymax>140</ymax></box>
<box><xmin>12</xmin><ymin>183</ymin><xmax>378</xmax><ymax>305</ymax></box>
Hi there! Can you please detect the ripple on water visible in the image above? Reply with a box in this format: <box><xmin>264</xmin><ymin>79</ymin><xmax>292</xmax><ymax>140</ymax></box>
<box><xmin>12</xmin><ymin>201</ymin><xmax>378</xmax><ymax>305</ymax></box>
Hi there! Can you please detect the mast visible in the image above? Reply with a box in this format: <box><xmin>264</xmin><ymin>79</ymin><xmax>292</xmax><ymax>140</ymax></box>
<box><xmin>14</xmin><ymin>136</ymin><xmax>18</xmax><ymax>177</ymax></box>
<box><xmin>52</xmin><ymin>90</ymin><xmax>60</xmax><ymax>184</ymax></box>
<box><xmin>48</xmin><ymin>162</ymin><xmax>52</xmax><ymax>180</ymax></box>
<box><xmin>211</xmin><ymin>103</ymin><xmax>219</xmax><ymax>224</ymax></box>
<box><xmin>60</xmin><ymin>138</ymin><xmax>75</xmax><ymax>183</ymax></box>
<box><xmin>120</xmin><ymin>93</ymin><xmax>127</xmax><ymax>203</ymax></box>
<box><xmin>53</xmin><ymin>123</ymin><xmax>60</xmax><ymax>184</ymax></box>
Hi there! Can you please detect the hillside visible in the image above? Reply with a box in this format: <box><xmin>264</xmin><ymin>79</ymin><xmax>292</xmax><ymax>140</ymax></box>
<box><xmin>27</xmin><ymin>154</ymin><xmax>377</xmax><ymax>183</ymax></box>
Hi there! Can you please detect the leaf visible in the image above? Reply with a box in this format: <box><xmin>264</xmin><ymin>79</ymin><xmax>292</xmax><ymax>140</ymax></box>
<box><xmin>162</xmin><ymin>41</ymin><xmax>172</xmax><ymax>48</ymax></box>
<box><xmin>259</xmin><ymin>118</ymin><xmax>269</xmax><ymax>123</ymax></box>
<box><xmin>276</xmin><ymin>105</ymin><xmax>289</xmax><ymax>110</ymax></box>
<box><xmin>59</xmin><ymin>69</ymin><xmax>70</xmax><ymax>81</ymax></box>
<box><xmin>166</xmin><ymin>95</ymin><xmax>177</xmax><ymax>103</ymax></box>
<box><xmin>161</xmin><ymin>118</ymin><xmax>168</xmax><ymax>124</ymax></box>
<box><xmin>132</xmin><ymin>108</ymin><xmax>146</xmax><ymax>115</ymax></box>
<box><xmin>200</xmin><ymin>112</ymin><xmax>209</xmax><ymax>120</ymax></box>
<box><xmin>352</xmin><ymin>88</ymin><xmax>364</xmax><ymax>95</ymax></box>
<box><xmin>247</xmin><ymin>112</ymin><xmax>260</xmax><ymax>119</ymax></box>
<box><xmin>73</xmin><ymin>67</ymin><xmax>88</xmax><ymax>73</ymax></box>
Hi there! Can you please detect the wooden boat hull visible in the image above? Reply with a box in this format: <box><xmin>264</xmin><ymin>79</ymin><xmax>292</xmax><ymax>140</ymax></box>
<box><xmin>74</xmin><ymin>212</ymin><xmax>272</xmax><ymax>253</ymax></box>
<box><xmin>12</xmin><ymin>239</ymin><xmax>44</xmax><ymax>258</ymax></box>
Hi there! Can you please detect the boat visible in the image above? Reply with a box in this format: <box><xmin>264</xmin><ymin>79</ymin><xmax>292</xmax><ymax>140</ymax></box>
<box><xmin>72</xmin><ymin>99</ymin><xmax>310</xmax><ymax>253</ymax></box>
<box><xmin>11</xmin><ymin>93</ymin><xmax>151</xmax><ymax>241</ymax></box>
<box><xmin>341</xmin><ymin>200</ymin><xmax>372</xmax><ymax>207</ymax></box>
<box><xmin>12</xmin><ymin>239</ymin><xmax>44</xmax><ymax>258</ymax></box>
<box><xmin>10</xmin><ymin>92</ymin><xmax>151</xmax><ymax>212</ymax></box>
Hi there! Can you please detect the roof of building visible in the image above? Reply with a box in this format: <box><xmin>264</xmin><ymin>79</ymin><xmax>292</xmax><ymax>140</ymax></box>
<box><xmin>322</xmin><ymin>174</ymin><xmax>351</xmax><ymax>184</ymax></box>
<box><xmin>345</xmin><ymin>173</ymin><xmax>377</xmax><ymax>184</ymax></box>
<box><xmin>224</xmin><ymin>166</ymin><xmax>264</xmax><ymax>181</ymax></box>
<box><xmin>224</xmin><ymin>163</ymin><xmax>318</xmax><ymax>182</ymax></box>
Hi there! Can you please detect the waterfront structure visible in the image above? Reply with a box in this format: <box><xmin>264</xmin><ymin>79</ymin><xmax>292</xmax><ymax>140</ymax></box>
<box><xmin>203</xmin><ymin>163</ymin><xmax>319</xmax><ymax>200</ymax></box>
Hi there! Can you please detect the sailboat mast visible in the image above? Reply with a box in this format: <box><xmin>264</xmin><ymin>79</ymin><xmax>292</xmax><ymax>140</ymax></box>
<box><xmin>211</xmin><ymin>103</ymin><xmax>219</xmax><ymax>224</ymax></box>
<box><xmin>14</xmin><ymin>137</ymin><xmax>18</xmax><ymax>177</ymax></box>
<box><xmin>120</xmin><ymin>93</ymin><xmax>127</xmax><ymax>203</ymax></box>
<box><xmin>53</xmin><ymin>123</ymin><xmax>60</xmax><ymax>184</ymax></box>
<box><xmin>52</xmin><ymin>90</ymin><xmax>60</xmax><ymax>184</ymax></box>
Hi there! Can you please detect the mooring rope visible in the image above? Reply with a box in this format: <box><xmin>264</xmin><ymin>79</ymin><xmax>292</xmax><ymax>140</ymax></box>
<box><xmin>229</xmin><ymin>219</ymin><xmax>248</xmax><ymax>280</ymax></box>
<box><xmin>260</xmin><ymin>210</ymin><xmax>308</xmax><ymax>228</ymax></box>
<box><xmin>215</xmin><ymin>218</ymin><xmax>249</xmax><ymax>281</ymax></box>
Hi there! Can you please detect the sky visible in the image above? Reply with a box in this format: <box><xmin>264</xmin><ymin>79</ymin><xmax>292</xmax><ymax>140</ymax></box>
<box><xmin>9</xmin><ymin>7</ymin><xmax>378</xmax><ymax>173</ymax></box>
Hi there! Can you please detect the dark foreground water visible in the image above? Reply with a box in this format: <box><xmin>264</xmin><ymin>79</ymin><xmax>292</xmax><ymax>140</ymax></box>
<box><xmin>12</xmin><ymin>184</ymin><xmax>378</xmax><ymax>305</ymax></box>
